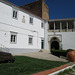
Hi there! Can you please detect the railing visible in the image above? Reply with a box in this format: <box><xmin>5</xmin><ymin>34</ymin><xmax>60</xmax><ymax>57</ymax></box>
<box><xmin>0</xmin><ymin>43</ymin><xmax>9</xmax><ymax>53</ymax></box>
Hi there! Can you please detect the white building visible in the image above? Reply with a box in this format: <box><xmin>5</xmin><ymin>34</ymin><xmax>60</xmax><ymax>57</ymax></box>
<box><xmin>0</xmin><ymin>0</ymin><xmax>47</xmax><ymax>54</ymax></box>
<box><xmin>0</xmin><ymin>0</ymin><xmax>75</xmax><ymax>54</ymax></box>
<box><xmin>46</xmin><ymin>18</ymin><xmax>75</xmax><ymax>51</ymax></box>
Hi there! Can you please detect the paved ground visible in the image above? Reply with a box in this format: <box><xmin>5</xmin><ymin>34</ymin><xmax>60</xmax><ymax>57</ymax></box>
<box><xmin>14</xmin><ymin>50</ymin><xmax>68</xmax><ymax>62</ymax></box>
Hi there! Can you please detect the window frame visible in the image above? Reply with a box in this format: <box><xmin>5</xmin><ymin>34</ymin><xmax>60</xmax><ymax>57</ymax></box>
<box><xmin>55</xmin><ymin>21</ymin><xmax>60</xmax><ymax>29</ymax></box>
<box><xmin>68</xmin><ymin>21</ymin><xmax>74</xmax><ymax>29</ymax></box>
<box><xmin>49</xmin><ymin>22</ymin><xmax>54</xmax><ymax>30</ymax></box>
<box><xmin>10</xmin><ymin>32</ymin><xmax>17</xmax><ymax>44</ymax></box>
<box><xmin>41</xmin><ymin>22</ymin><xmax>44</xmax><ymax>28</ymax></box>
<box><xmin>62</xmin><ymin>21</ymin><xmax>67</xmax><ymax>29</ymax></box>
<box><xmin>12</xmin><ymin>9</ymin><xmax>18</xmax><ymax>19</ymax></box>
<box><xmin>28</xmin><ymin>35</ymin><xmax>33</xmax><ymax>45</ymax></box>
<box><xmin>41</xmin><ymin>38</ymin><xmax>44</xmax><ymax>49</ymax></box>
<box><xmin>29</xmin><ymin>17</ymin><xmax>33</xmax><ymax>24</ymax></box>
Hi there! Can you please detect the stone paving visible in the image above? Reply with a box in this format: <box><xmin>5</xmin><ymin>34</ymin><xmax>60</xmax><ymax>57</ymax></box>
<box><xmin>14</xmin><ymin>50</ymin><xmax>68</xmax><ymax>62</ymax></box>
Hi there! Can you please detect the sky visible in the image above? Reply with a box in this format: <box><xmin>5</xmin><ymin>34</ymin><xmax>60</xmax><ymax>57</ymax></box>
<box><xmin>7</xmin><ymin>0</ymin><xmax>75</xmax><ymax>19</ymax></box>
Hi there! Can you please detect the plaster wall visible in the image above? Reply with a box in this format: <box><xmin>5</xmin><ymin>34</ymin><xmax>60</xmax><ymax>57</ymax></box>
<box><xmin>0</xmin><ymin>1</ymin><xmax>44</xmax><ymax>54</ymax></box>
<box><xmin>48</xmin><ymin>32</ymin><xmax>75</xmax><ymax>50</ymax></box>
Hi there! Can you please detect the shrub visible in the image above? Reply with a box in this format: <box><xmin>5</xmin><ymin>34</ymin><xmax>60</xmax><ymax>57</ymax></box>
<box><xmin>0</xmin><ymin>51</ymin><xmax>15</xmax><ymax>63</ymax></box>
<box><xmin>51</xmin><ymin>49</ymin><xmax>67</xmax><ymax>57</ymax></box>
<box><xmin>67</xmin><ymin>49</ymin><xmax>74</xmax><ymax>53</ymax></box>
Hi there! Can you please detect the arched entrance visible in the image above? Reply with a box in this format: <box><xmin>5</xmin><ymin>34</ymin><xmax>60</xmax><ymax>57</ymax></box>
<box><xmin>51</xmin><ymin>41</ymin><xmax>59</xmax><ymax>50</ymax></box>
<box><xmin>50</xmin><ymin>37</ymin><xmax>60</xmax><ymax>50</ymax></box>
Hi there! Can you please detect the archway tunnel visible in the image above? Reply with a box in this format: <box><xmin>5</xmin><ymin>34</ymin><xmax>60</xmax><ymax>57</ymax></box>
<box><xmin>51</xmin><ymin>41</ymin><xmax>59</xmax><ymax>50</ymax></box>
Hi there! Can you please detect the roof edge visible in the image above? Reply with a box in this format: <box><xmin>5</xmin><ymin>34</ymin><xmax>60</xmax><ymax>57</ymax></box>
<box><xmin>1</xmin><ymin>0</ymin><xmax>46</xmax><ymax>21</ymax></box>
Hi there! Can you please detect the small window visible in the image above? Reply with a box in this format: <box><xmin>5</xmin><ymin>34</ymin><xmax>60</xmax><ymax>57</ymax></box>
<box><xmin>29</xmin><ymin>35</ymin><xmax>33</xmax><ymax>44</ymax></box>
<box><xmin>12</xmin><ymin>9</ymin><xmax>18</xmax><ymax>19</ymax></box>
<box><xmin>10</xmin><ymin>32</ymin><xmax>17</xmax><ymax>44</ymax></box>
<box><xmin>30</xmin><ymin>17</ymin><xmax>33</xmax><ymax>24</ymax></box>
<box><xmin>41</xmin><ymin>22</ymin><xmax>44</xmax><ymax>28</ymax></box>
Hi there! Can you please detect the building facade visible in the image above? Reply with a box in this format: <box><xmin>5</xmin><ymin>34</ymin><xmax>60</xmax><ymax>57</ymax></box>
<box><xmin>0</xmin><ymin>0</ymin><xmax>75</xmax><ymax>54</ymax></box>
<box><xmin>0</xmin><ymin>0</ymin><xmax>47</xmax><ymax>54</ymax></box>
<box><xmin>47</xmin><ymin>18</ymin><xmax>75</xmax><ymax>51</ymax></box>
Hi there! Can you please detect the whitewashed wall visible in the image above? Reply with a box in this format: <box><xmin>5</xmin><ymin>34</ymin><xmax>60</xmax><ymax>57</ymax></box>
<box><xmin>48</xmin><ymin>32</ymin><xmax>75</xmax><ymax>50</ymax></box>
<box><xmin>0</xmin><ymin>1</ymin><xmax>44</xmax><ymax>54</ymax></box>
<box><xmin>44</xmin><ymin>21</ymin><xmax>49</xmax><ymax>50</ymax></box>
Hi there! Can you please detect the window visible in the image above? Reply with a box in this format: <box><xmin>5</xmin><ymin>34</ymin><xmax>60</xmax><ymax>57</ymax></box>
<box><xmin>68</xmin><ymin>21</ymin><xmax>74</xmax><ymax>29</ymax></box>
<box><xmin>29</xmin><ymin>35</ymin><xmax>33</xmax><ymax>44</ymax></box>
<box><xmin>12</xmin><ymin>9</ymin><xmax>18</xmax><ymax>19</ymax></box>
<box><xmin>41</xmin><ymin>22</ymin><xmax>44</xmax><ymax>28</ymax></box>
<box><xmin>10</xmin><ymin>32</ymin><xmax>17</xmax><ymax>44</ymax></box>
<box><xmin>55</xmin><ymin>21</ymin><xmax>60</xmax><ymax>29</ymax></box>
<box><xmin>30</xmin><ymin>17</ymin><xmax>33</xmax><ymax>24</ymax></box>
<box><xmin>62</xmin><ymin>21</ymin><xmax>67</xmax><ymax>29</ymax></box>
<box><xmin>49</xmin><ymin>22</ymin><xmax>54</xmax><ymax>30</ymax></box>
<box><xmin>41</xmin><ymin>39</ymin><xmax>44</xmax><ymax>49</ymax></box>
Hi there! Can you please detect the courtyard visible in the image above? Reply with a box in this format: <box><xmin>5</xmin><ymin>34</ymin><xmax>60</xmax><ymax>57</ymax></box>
<box><xmin>0</xmin><ymin>56</ymin><xmax>68</xmax><ymax>75</ymax></box>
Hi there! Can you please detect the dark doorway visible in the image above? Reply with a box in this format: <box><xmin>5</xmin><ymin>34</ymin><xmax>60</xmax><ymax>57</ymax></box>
<box><xmin>41</xmin><ymin>39</ymin><xmax>44</xmax><ymax>49</ymax></box>
<box><xmin>51</xmin><ymin>41</ymin><xmax>59</xmax><ymax>50</ymax></box>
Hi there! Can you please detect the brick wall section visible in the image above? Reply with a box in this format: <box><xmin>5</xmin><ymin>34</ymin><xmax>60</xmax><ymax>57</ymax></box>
<box><xmin>42</xmin><ymin>1</ymin><xmax>49</xmax><ymax>20</ymax></box>
<box><xmin>20</xmin><ymin>0</ymin><xmax>42</xmax><ymax>18</ymax></box>
<box><xmin>20</xmin><ymin>0</ymin><xmax>49</xmax><ymax>20</ymax></box>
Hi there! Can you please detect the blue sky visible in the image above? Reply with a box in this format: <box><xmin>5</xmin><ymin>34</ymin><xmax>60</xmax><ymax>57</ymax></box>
<box><xmin>7</xmin><ymin>0</ymin><xmax>75</xmax><ymax>19</ymax></box>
